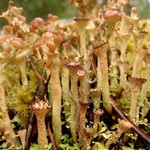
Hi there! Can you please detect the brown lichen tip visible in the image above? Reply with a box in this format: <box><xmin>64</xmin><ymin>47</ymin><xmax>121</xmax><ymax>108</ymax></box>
<box><xmin>93</xmin><ymin>108</ymin><xmax>103</xmax><ymax>116</ymax></box>
<box><xmin>128</xmin><ymin>77</ymin><xmax>147</xmax><ymax>86</ymax></box>
<box><xmin>29</xmin><ymin>17</ymin><xmax>44</xmax><ymax>31</ymax></box>
<box><xmin>30</xmin><ymin>99</ymin><xmax>51</xmax><ymax>115</ymax></box>
<box><xmin>104</xmin><ymin>10</ymin><xmax>121</xmax><ymax>20</ymax></box>
<box><xmin>65</xmin><ymin>61</ymin><xmax>86</xmax><ymax>77</ymax></box>
<box><xmin>47</xmin><ymin>13</ymin><xmax>59</xmax><ymax>21</ymax></box>
<box><xmin>132</xmin><ymin>30</ymin><xmax>148</xmax><ymax>38</ymax></box>
<box><xmin>10</xmin><ymin>37</ymin><xmax>28</xmax><ymax>49</ymax></box>
<box><xmin>104</xmin><ymin>10</ymin><xmax>121</xmax><ymax>34</ymax></box>
<box><xmin>144</xmin><ymin>52</ymin><xmax>150</xmax><ymax>62</ymax></box>
<box><xmin>93</xmin><ymin>41</ymin><xmax>109</xmax><ymax>55</ymax></box>
<box><xmin>65</xmin><ymin>61</ymin><xmax>82</xmax><ymax>72</ymax></box>
<box><xmin>41</xmin><ymin>32</ymin><xmax>54</xmax><ymax>41</ymax></box>
<box><xmin>118</xmin><ymin>118</ymin><xmax>132</xmax><ymax>132</ymax></box>
<box><xmin>73</xmin><ymin>17</ymin><xmax>90</xmax><ymax>22</ymax></box>
<box><xmin>79</xmin><ymin>100</ymin><xmax>91</xmax><ymax>106</ymax></box>
<box><xmin>93</xmin><ymin>41</ymin><xmax>108</xmax><ymax>50</ymax></box>
<box><xmin>17</xmin><ymin>15</ymin><xmax>26</xmax><ymax>23</ymax></box>
<box><xmin>139</xmin><ymin>31</ymin><xmax>148</xmax><ymax>37</ymax></box>
<box><xmin>9</xmin><ymin>1</ymin><xmax>14</xmax><ymax>6</ymax></box>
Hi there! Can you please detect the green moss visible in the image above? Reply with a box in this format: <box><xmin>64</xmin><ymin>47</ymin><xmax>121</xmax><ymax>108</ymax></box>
<box><xmin>109</xmin><ymin>84</ymin><xmax>120</xmax><ymax>97</ymax></box>
<box><xmin>5</xmin><ymin>65</ymin><xmax>39</xmax><ymax>127</ymax></box>
<box><xmin>126</xmin><ymin>37</ymin><xmax>136</xmax><ymax>63</ymax></box>
<box><xmin>116</xmin><ymin>90</ymin><xmax>131</xmax><ymax>113</ymax></box>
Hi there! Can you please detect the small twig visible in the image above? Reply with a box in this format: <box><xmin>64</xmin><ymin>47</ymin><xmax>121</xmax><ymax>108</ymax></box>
<box><xmin>110</xmin><ymin>97</ymin><xmax>150</xmax><ymax>144</ymax></box>
<box><xmin>24</xmin><ymin>68</ymin><xmax>46</xmax><ymax>150</ymax></box>
<box><xmin>36</xmin><ymin>68</ymin><xmax>46</xmax><ymax>97</ymax></box>
<box><xmin>118</xmin><ymin>137</ymin><xmax>123</xmax><ymax>150</ymax></box>
<box><xmin>48</xmin><ymin>122</ymin><xmax>58</xmax><ymax>150</ymax></box>
<box><xmin>29</xmin><ymin>61</ymin><xmax>47</xmax><ymax>84</ymax></box>
<box><xmin>45</xmin><ymin>74</ymin><xmax>50</xmax><ymax>99</ymax></box>
<box><xmin>24</xmin><ymin>113</ymin><xmax>35</xmax><ymax>150</ymax></box>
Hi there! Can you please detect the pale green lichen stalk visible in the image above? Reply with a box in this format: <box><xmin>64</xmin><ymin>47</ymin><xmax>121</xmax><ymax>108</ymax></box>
<box><xmin>93</xmin><ymin>42</ymin><xmax>112</xmax><ymax>114</ymax></box>
<box><xmin>128</xmin><ymin>77</ymin><xmax>147</xmax><ymax>121</ymax></box>
<box><xmin>48</xmin><ymin>54</ymin><xmax>62</xmax><ymax>146</ymax></box>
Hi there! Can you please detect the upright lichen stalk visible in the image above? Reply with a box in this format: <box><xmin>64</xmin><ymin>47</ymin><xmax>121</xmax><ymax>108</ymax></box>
<box><xmin>0</xmin><ymin>67</ymin><xmax>19</xmax><ymax>148</ymax></box>
<box><xmin>30</xmin><ymin>99</ymin><xmax>51</xmax><ymax>150</ymax></box>
<box><xmin>48</xmin><ymin>54</ymin><xmax>62</xmax><ymax>146</ymax></box>
<box><xmin>109</xmin><ymin>32</ymin><xmax>119</xmax><ymax>88</ymax></box>
<box><xmin>131</xmin><ymin>32</ymin><xmax>148</xmax><ymax>77</ymax></box>
<box><xmin>93</xmin><ymin>42</ymin><xmax>112</xmax><ymax>114</ymax></box>
<box><xmin>118</xmin><ymin>61</ymin><xmax>130</xmax><ymax>89</ymax></box>
<box><xmin>61</xmin><ymin>44</ymin><xmax>70</xmax><ymax>122</ymax></box>
<box><xmin>105</xmin><ymin>119</ymin><xmax>132</xmax><ymax>148</ymax></box>
<box><xmin>64</xmin><ymin>61</ymin><xmax>79</xmax><ymax>143</ymax></box>
<box><xmin>140</xmin><ymin>53</ymin><xmax>150</xmax><ymax>119</ymax></box>
<box><xmin>70</xmin><ymin>72</ymin><xmax>78</xmax><ymax>143</ymax></box>
<box><xmin>73</xmin><ymin>18</ymin><xmax>90</xmax><ymax>71</ymax></box>
<box><xmin>68</xmin><ymin>20</ymin><xmax>91</xmax><ymax>109</ymax></box>
<box><xmin>128</xmin><ymin>77</ymin><xmax>146</xmax><ymax>121</ymax></box>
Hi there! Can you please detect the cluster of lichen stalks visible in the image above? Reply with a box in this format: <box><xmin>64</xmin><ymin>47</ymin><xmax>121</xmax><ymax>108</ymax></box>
<box><xmin>0</xmin><ymin>0</ymin><xmax>150</xmax><ymax>150</ymax></box>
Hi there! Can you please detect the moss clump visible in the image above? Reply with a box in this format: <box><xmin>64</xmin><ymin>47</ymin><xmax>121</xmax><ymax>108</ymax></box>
<box><xmin>5</xmin><ymin>65</ymin><xmax>39</xmax><ymax>127</ymax></box>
